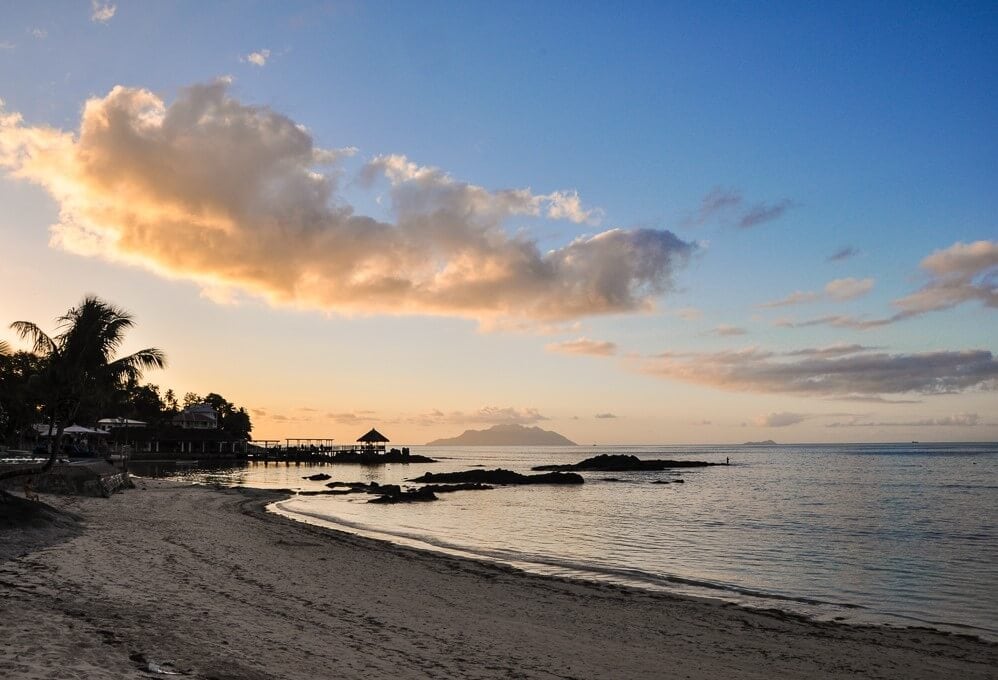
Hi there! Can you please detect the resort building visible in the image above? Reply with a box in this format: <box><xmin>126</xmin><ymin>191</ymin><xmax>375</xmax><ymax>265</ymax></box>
<box><xmin>173</xmin><ymin>403</ymin><xmax>219</xmax><ymax>430</ymax></box>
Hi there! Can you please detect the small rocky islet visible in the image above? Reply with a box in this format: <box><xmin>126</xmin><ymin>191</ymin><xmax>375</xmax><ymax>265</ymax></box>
<box><xmin>532</xmin><ymin>454</ymin><xmax>721</xmax><ymax>472</ymax></box>
<box><xmin>295</xmin><ymin>455</ymin><xmax>717</xmax><ymax>503</ymax></box>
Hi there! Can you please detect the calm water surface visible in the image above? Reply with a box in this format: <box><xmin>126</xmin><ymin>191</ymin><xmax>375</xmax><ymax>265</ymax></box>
<box><xmin>148</xmin><ymin>443</ymin><xmax>998</xmax><ymax>639</ymax></box>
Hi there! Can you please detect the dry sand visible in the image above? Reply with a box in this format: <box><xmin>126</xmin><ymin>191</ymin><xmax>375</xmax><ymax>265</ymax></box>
<box><xmin>1</xmin><ymin>479</ymin><xmax>995</xmax><ymax>679</ymax></box>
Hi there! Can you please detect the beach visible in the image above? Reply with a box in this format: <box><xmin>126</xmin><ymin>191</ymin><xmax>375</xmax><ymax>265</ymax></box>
<box><xmin>1</xmin><ymin>481</ymin><xmax>995</xmax><ymax>679</ymax></box>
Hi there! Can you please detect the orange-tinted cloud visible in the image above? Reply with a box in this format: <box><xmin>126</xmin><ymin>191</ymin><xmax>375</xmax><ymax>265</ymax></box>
<box><xmin>0</xmin><ymin>81</ymin><xmax>693</xmax><ymax>326</ymax></box>
<box><xmin>545</xmin><ymin>337</ymin><xmax>617</xmax><ymax>356</ymax></box>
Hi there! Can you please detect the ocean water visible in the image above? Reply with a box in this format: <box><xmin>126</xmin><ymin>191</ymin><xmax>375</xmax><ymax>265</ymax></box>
<box><xmin>152</xmin><ymin>443</ymin><xmax>998</xmax><ymax>639</ymax></box>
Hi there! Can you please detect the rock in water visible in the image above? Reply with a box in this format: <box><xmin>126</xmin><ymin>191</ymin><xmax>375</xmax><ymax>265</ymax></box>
<box><xmin>409</xmin><ymin>469</ymin><xmax>583</xmax><ymax>485</ymax></box>
<box><xmin>533</xmin><ymin>454</ymin><xmax>720</xmax><ymax>472</ymax></box>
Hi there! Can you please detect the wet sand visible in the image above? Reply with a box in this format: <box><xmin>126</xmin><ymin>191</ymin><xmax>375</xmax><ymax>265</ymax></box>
<box><xmin>1</xmin><ymin>479</ymin><xmax>995</xmax><ymax>679</ymax></box>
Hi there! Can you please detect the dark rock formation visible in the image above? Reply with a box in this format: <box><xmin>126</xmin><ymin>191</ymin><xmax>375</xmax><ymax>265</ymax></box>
<box><xmin>532</xmin><ymin>454</ymin><xmax>720</xmax><ymax>472</ymax></box>
<box><xmin>368</xmin><ymin>486</ymin><xmax>439</xmax><ymax>504</ymax></box>
<box><xmin>330</xmin><ymin>450</ymin><xmax>436</xmax><ymax>464</ymax></box>
<box><xmin>303</xmin><ymin>473</ymin><xmax>332</xmax><ymax>481</ymax></box>
<box><xmin>409</xmin><ymin>468</ymin><xmax>584</xmax><ymax>485</ymax></box>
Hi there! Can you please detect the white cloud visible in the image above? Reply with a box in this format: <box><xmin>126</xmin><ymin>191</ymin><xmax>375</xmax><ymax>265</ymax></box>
<box><xmin>243</xmin><ymin>49</ymin><xmax>271</xmax><ymax>67</ymax></box>
<box><xmin>0</xmin><ymin>41</ymin><xmax>15</xmax><ymax>51</ymax></box>
<box><xmin>0</xmin><ymin>81</ymin><xmax>694</xmax><ymax>327</ymax></box>
<box><xmin>91</xmin><ymin>1</ymin><xmax>117</xmax><ymax>24</ymax></box>
<box><xmin>824</xmin><ymin>277</ymin><xmax>875</xmax><ymax>301</ymax></box>
<box><xmin>31</xmin><ymin>28</ymin><xmax>47</xmax><ymax>39</ymax></box>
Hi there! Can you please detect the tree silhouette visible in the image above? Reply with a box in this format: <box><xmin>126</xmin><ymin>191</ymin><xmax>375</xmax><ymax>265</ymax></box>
<box><xmin>0</xmin><ymin>296</ymin><xmax>165</xmax><ymax>485</ymax></box>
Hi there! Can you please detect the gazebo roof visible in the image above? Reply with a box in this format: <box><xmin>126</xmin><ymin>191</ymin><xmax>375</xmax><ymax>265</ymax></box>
<box><xmin>357</xmin><ymin>428</ymin><xmax>389</xmax><ymax>443</ymax></box>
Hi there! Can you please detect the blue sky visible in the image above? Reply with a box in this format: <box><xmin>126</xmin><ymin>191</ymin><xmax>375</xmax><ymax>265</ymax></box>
<box><xmin>1</xmin><ymin>2</ymin><xmax>995</xmax><ymax>443</ymax></box>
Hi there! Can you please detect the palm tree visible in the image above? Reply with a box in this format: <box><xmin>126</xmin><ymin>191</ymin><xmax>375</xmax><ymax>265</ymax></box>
<box><xmin>0</xmin><ymin>296</ymin><xmax>165</xmax><ymax>484</ymax></box>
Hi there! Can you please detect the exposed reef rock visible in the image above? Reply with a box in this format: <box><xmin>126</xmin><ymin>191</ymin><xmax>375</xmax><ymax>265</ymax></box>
<box><xmin>409</xmin><ymin>469</ymin><xmax>584</xmax><ymax>485</ymax></box>
<box><xmin>303</xmin><ymin>473</ymin><xmax>332</xmax><ymax>481</ymax></box>
<box><xmin>367</xmin><ymin>486</ymin><xmax>439</xmax><ymax>504</ymax></box>
<box><xmin>532</xmin><ymin>454</ymin><xmax>720</xmax><ymax>472</ymax></box>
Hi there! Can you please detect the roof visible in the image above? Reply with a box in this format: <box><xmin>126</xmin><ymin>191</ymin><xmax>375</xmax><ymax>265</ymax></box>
<box><xmin>97</xmin><ymin>418</ymin><xmax>147</xmax><ymax>426</ymax></box>
<box><xmin>357</xmin><ymin>428</ymin><xmax>389</xmax><ymax>443</ymax></box>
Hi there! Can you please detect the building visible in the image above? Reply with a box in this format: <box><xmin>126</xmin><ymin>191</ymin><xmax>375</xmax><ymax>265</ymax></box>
<box><xmin>96</xmin><ymin>418</ymin><xmax>147</xmax><ymax>432</ymax></box>
<box><xmin>173</xmin><ymin>403</ymin><xmax>218</xmax><ymax>430</ymax></box>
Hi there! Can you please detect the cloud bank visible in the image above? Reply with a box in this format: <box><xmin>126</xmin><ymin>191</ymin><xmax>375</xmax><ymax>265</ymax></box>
<box><xmin>643</xmin><ymin>345</ymin><xmax>998</xmax><ymax>398</ymax></box>
<box><xmin>0</xmin><ymin>81</ymin><xmax>694</xmax><ymax>326</ymax></box>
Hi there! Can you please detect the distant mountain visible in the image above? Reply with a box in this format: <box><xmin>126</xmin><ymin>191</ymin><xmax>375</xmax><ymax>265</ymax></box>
<box><xmin>743</xmin><ymin>440</ymin><xmax>777</xmax><ymax>445</ymax></box>
<box><xmin>426</xmin><ymin>423</ymin><xmax>577</xmax><ymax>446</ymax></box>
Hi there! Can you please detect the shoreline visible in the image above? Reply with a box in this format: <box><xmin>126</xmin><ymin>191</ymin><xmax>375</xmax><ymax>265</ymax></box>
<box><xmin>2</xmin><ymin>480</ymin><xmax>995</xmax><ymax>679</ymax></box>
<box><xmin>269</xmin><ymin>496</ymin><xmax>995</xmax><ymax>641</ymax></box>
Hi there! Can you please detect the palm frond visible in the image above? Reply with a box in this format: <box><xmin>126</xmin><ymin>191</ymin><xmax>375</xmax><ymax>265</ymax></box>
<box><xmin>9</xmin><ymin>321</ymin><xmax>57</xmax><ymax>355</ymax></box>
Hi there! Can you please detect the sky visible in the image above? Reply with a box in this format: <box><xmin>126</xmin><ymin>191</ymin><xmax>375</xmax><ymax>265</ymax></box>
<box><xmin>0</xmin><ymin>1</ymin><xmax>995</xmax><ymax>444</ymax></box>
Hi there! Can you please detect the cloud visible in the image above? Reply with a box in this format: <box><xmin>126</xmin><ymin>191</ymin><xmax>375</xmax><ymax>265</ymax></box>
<box><xmin>827</xmin><ymin>413</ymin><xmax>982</xmax><ymax>428</ymax></box>
<box><xmin>709</xmin><ymin>324</ymin><xmax>748</xmax><ymax>337</ymax></box>
<box><xmin>31</xmin><ymin>28</ymin><xmax>47</xmax><ymax>39</ymax></box>
<box><xmin>410</xmin><ymin>406</ymin><xmax>548</xmax><ymax>427</ymax></box>
<box><xmin>737</xmin><ymin>199</ymin><xmax>794</xmax><ymax>228</ymax></box>
<box><xmin>760</xmin><ymin>278</ymin><xmax>874</xmax><ymax>308</ymax></box>
<box><xmin>759</xmin><ymin>291</ymin><xmax>820</xmax><ymax>308</ymax></box>
<box><xmin>685</xmin><ymin>187</ymin><xmax>742</xmax><ymax>226</ymax></box>
<box><xmin>643</xmin><ymin>345</ymin><xmax>998</xmax><ymax>398</ymax></box>
<box><xmin>595</xmin><ymin>413</ymin><xmax>618</xmax><ymax>419</ymax></box>
<box><xmin>779</xmin><ymin>241</ymin><xmax>996</xmax><ymax>329</ymax></box>
<box><xmin>242</xmin><ymin>49</ymin><xmax>271</xmax><ymax>67</ymax></box>
<box><xmin>546</xmin><ymin>337</ymin><xmax>617</xmax><ymax>356</ymax></box>
<box><xmin>827</xmin><ymin>246</ymin><xmax>859</xmax><ymax>262</ymax></box>
<box><xmin>0</xmin><ymin>41</ymin><xmax>14</xmax><ymax>51</ymax></box>
<box><xmin>325</xmin><ymin>411</ymin><xmax>370</xmax><ymax>424</ymax></box>
<box><xmin>754</xmin><ymin>412</ymin><xmax>809</xmax><ymax>427</ymax></box>
<box><xmin>91</xmin><ymin>1</ymin><xmax>116</xmax><ymax>23</ymax></box>
<box><xmin>894</xmin><ymin>240</ymin><xmax>998</xmax><ymax>317</ymax></box>
<box><xmin>674</xmin><ymin>307</ymin><xmax>702</xmax><ymax>320</ymax></box>
<box><xmin>685</xmin><ymin>187</ymin><xmax>794</xmax><ymax>229</ymax></box>
<box><xmin>824</xmin><ymin>277</ymin><xmax>875</xmax><ymax>301</ymax></box>
<box><xmin>0</xmin><ymin>82</ymin><xmax>694</xmax><ymax>327</ymax></box>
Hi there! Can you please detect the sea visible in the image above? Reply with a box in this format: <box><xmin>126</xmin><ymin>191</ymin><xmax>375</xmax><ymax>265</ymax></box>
<box><xmin>141</xmin><ymin>442</ymin><xmax>998</xmax><ymax>640</ymax></box>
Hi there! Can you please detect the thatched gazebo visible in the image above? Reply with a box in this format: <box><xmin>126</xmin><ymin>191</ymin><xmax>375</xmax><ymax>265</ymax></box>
<box><xmin>357</xmin><ymin>428</ymin><xmax>389</xmax><ymax>453</ymax></box>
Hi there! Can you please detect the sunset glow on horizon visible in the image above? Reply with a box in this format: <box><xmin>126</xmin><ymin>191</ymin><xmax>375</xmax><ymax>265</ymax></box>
<box><xmin>1</xmin><ymin>2</ymin><xmax>995</xmax><ymax>444</ymax></box>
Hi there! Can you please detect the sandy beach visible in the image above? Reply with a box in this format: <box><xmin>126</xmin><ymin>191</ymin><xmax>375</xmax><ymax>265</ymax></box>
<box><xmin>2</xmin><ymin>480</ymin><xmax>995</xmax><ymax>680</ymax></box>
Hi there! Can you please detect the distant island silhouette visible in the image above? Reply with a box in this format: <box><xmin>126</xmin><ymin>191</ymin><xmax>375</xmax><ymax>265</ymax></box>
<box><xmin>426</xmin><ymin>423</ymin><xmax>577</xmax><ymax>446</ymax></box>
<box><xmin>743</xmin><ymin>440</ymin><xmax>777</xmax><ymax>445</ymax></box>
